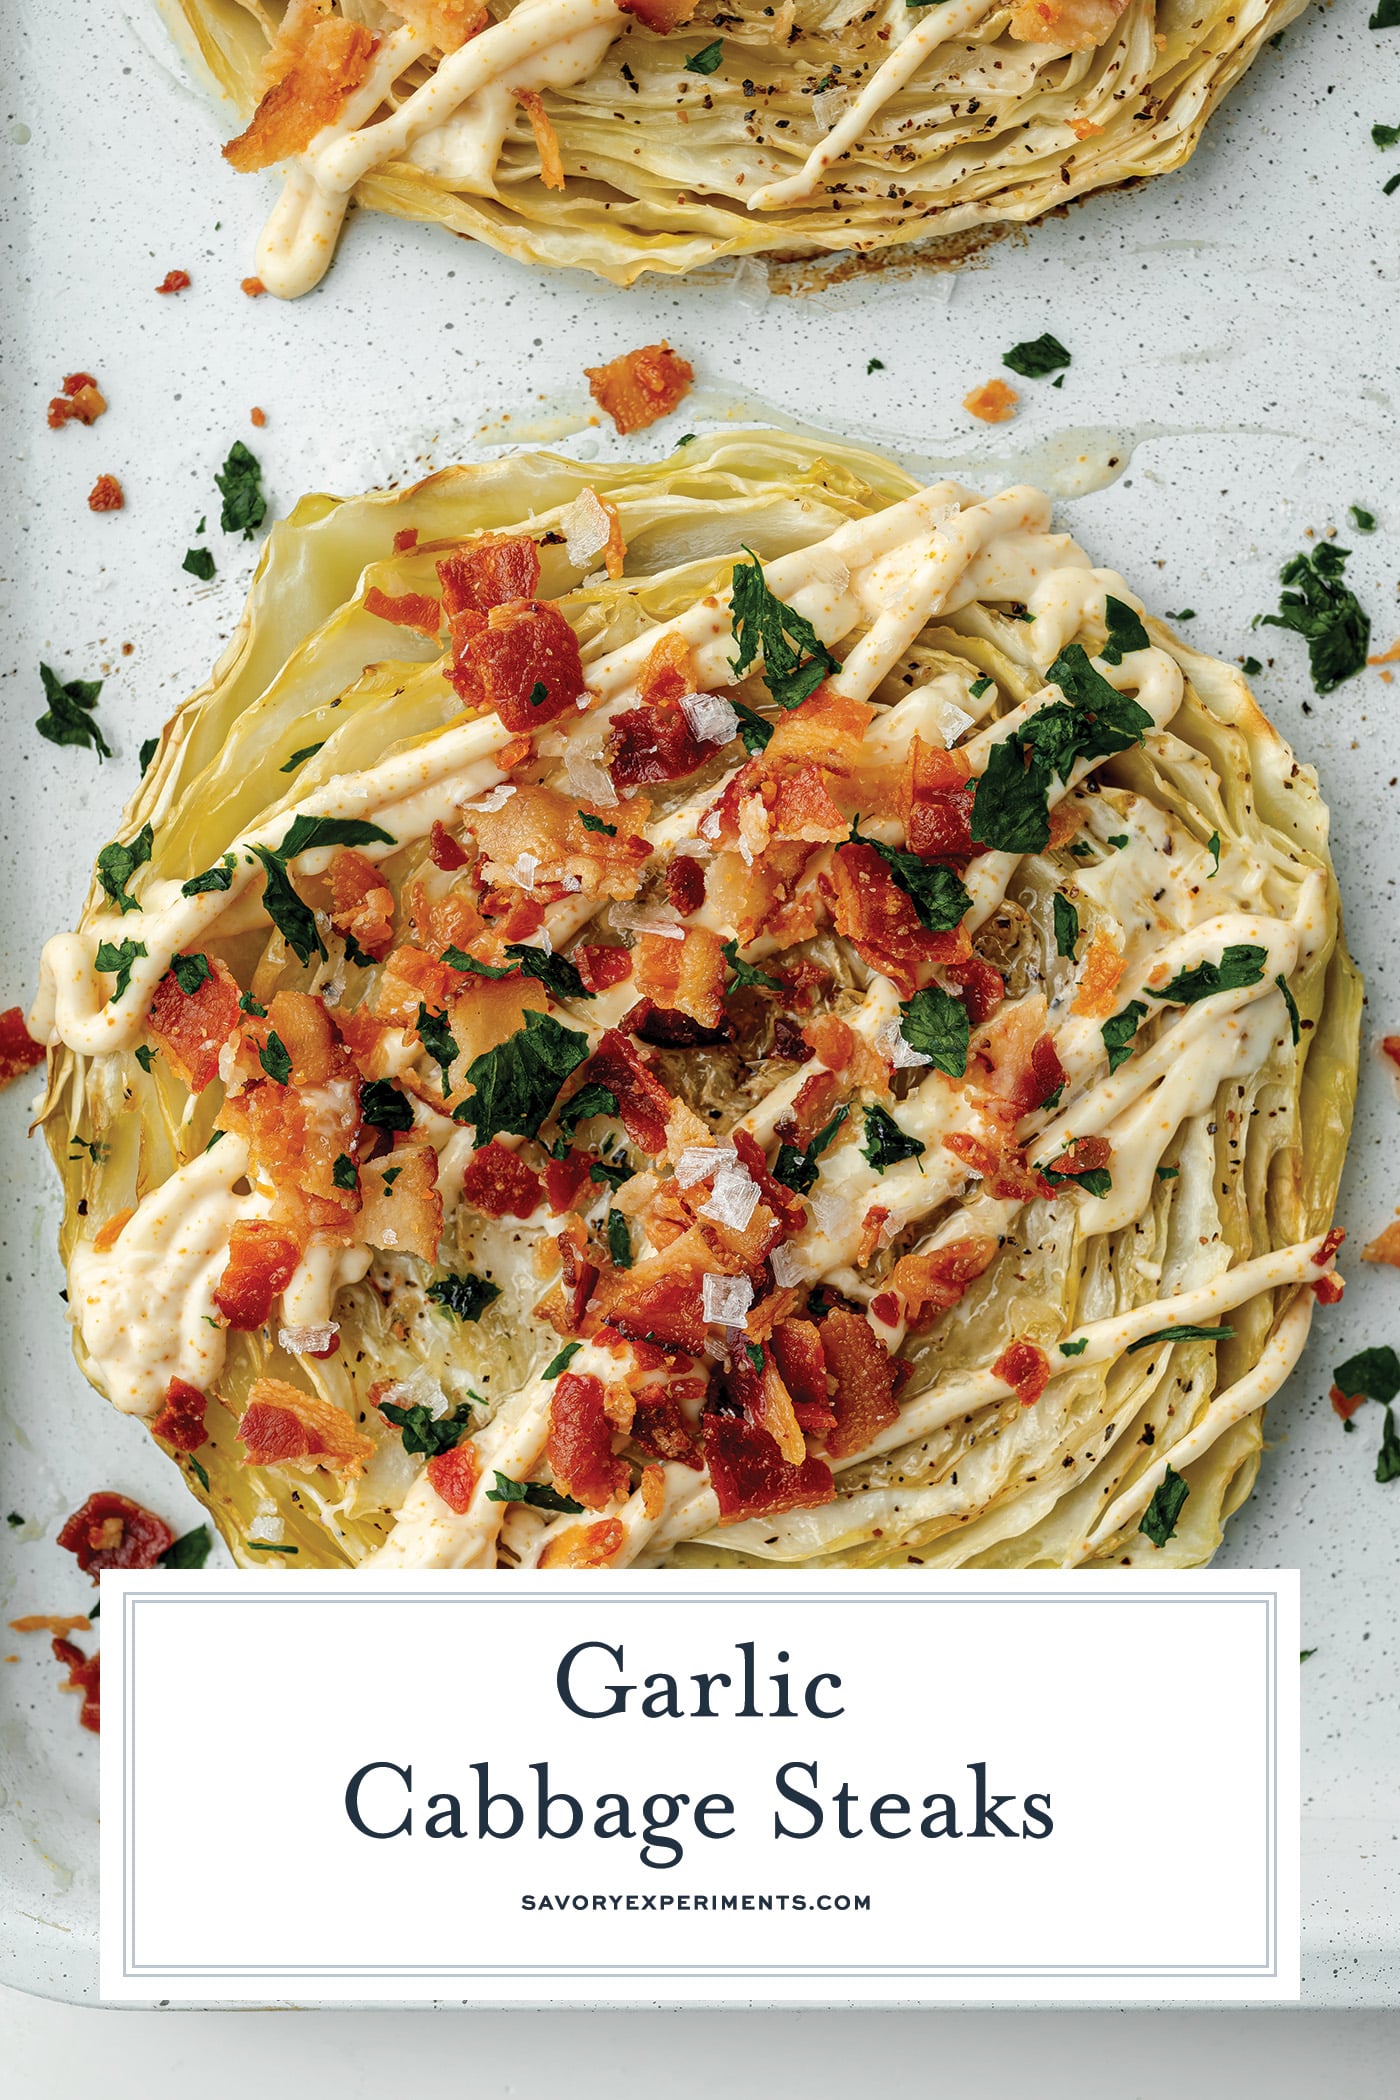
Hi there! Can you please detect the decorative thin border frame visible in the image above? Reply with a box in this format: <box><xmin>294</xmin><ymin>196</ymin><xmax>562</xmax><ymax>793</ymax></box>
<box><xmin>117</xmin><ymin>1586</ymin><xmax>1282</xmax><ymax>1984</ymax></box>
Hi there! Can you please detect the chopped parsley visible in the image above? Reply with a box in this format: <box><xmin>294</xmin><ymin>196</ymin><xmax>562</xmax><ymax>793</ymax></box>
<box><xmin>607</xmin><ymin>1208</ymin><xmax>632</xmax><ymax>1268</ymax></box>
<box><xmin>970</xmin><ymin>647</ymin><xmax>1152</xmax><ymax>853</ymax></box>
<box><xmin>848</xmin><ymin>819</ymin><xmax>972</xmax><ymax>931</ymax></box>
<box><xmin>1156</xmin><ymin>1165</ymin><xmax>1179</xmax><ymax>1181</ymax></box>
<box><xmin>1100</xmin><ymin>595</ymin><xmax>1151</xmax><ymax>665</ymax></box>
<box><xmin>332</xmin><ymin>1153</ymin><xmax>359</xmax><ymax>1192</ymax></box>
<box><xmin>579</xmin><ymin>811</ymin><xmax>617</xmax><ymax>836</ymax></box>
<box><xmin>1258</xmin><ymin>543</ymin><xmax>1370</xmax><ymax>694</ymax></box>
<box><xmin>861</xmin><ymin>1102</ymin><xmax>926</xmax><ymax>1174</ymax></box>
<box><xmin>246</xmin><ymin>1540</ymin><xmax>298</xmax><ymax>1553</ymax></box>
<box><xmin>557</xmin><ymin>1082</ymin><xmax>620</xmax><ymax>1143</ymax></box>
<box><xmin>899</xmin><ymin>983</ymin><xmax>969</xmax><ymax>1077</ymax></box>
<box><xmin>453</xmin><ymin>1009</ymin><xmax>590</xmax><ymax>1145</ymax></box>
<box><xmin>1277</xmin><ymin>973</ymin><xmax>1301</xmax><ymax>1045</ymax></box>
<box><xmin>1043</xmin><ymin>1155</ymin><xmax>1112</xmax><ymax>1199</ymax></box>
<box><xmin>1377</xmin><ymin>1406</ymin><xmax>1400</xmax><ymax>1484</ymax></box>
<box><xmin>1165</xmin><ymin>608</ymin><xmax>1196</xmax><ymax>622</ymax></box>
<box><xmin>723</xmin><ymin>937</ymin><xmax>781</xmax><ymax>991</ymax></box>
<box><xmin>1059</xmin><ymin>1337</ymin><xmax>1089</xmax><ymax>1357</ymax></box>
<box><xmin>1369</xmin><ymin>0</ymin><xmax>1400</xmax><ymax>26</ymax></box>
<box><xmin>1106</xmin><ymin>834</ymin><xmax>1130</xmax><ymax>851</ymax></box>
<box><xmin>249</xmin><ymin>843</ymin><xmax>325</xmax><ymax>965</ymax></box>
<box><xmin>1101</xmin><ymin>1001</ymin><xmax>1148</xmax><ymax>1074</ymax></box>
<box><xmin>1146</xmin><ymin>944</ymin><xmax>1266</xmax><ymax>1005</ymax></box>
<box><xmin>139</xmin><ymin>735</ymin><xmax>159</xmax><ymax>775</ymax></box>
<box><xmin>1052</xmin><ymin>893</ymin><xmax>1079</xmax><ymax>959</ymax></box>
<box><xmin>159</xmin><ymin>1525</ymin><xmax>212</xmax><ymax>1569</ymax></box>
<box><xmin>1139</xmin><ymin>1465</ymin><xmax>1189</xmax><ymax>1548</ymax></box>
<box><xmin>37</xmin><ymin>663</ymin><xmax>110</xmax><ymax>758</ymax></box>
<box><xmin>96</xmin><ymin>823</ymin><xmax>153</xmax><ymax>914</ymax></box>
<box><xmin>378</xmin><ymin>1397</ymin><xmax>475</xmax><ymax>1458</ymax></box>
<box><xmin>94</xmin><ymin>937</ymin><xmax>146</xmax><ymax>1002</ymax></box>
<box><xmin>1127</xmin><ymin>1324</ymin><xmax>1235</xmax><ymax>1354</ymax></box>
<box><xmin>1002</xmin><ymin>333</ymin><xmax>1071</xmax><ymax>379</ymax></box>
<box><xmin>866</xmin><ymin>357</ymin><xmax>885</xmax><ymax>374</ymax></box>
<box><xmin>1349</xmin><ymin>504</ymin><xmax>1377</xmax><ymax>533</ymax></box>
<box><xmin>486</xmin><ymin>1472</ymin><xmax>583</xmax><ymax>1514</ymax></box>
<box><xmin>238</xmin><ymin>991</ymin><xmax>267</xmax><ymax>1017</ymax></box>
<box><xmin>1375</xmin><ymin>124</ymin><xmax>1400</xmax><ymax>148</ymax></box>
<box><xmin>503</xmin><ymin>943</ymin><xmax>591</xmax><ymax>1001</ymax></box>
<box><xmin>1332</xmin><ymin>1345</ymin><xmax>1400</xmax><ymax>1407</ymax></box>
<box><xmin>135</xmin><ymin>1043</ymin><xmax>156</xmax><ymax>1073</ymax></box>
<box><xmin>773</xmin><ymin>1105</ymin><xmax>848</xmax><ymax>1195</ymax></box>
<box><xmin>280</xmin><ymin>741</ymin><xmax>325</xmax><ymax>773</ymax></box>
<box><xmin>182</xmin><ymin>852</ymin><xmax>235</xmax><ymax>896</ymax></box>
<box><xmin>259</xmin><ymin>1030</ymin><xmax>292</xmax><ymax>1084</ymax></box>
<box><xmin>170</xmin><ymin>951</ymin><xmax>212</xmax><ymax>997</ymax></box>
<box><xmin>542</xmin><ymin>1341</ymin><xmax>584</xmax><ymax>1380</ymax></box>
<box><xmin>182</xmin><ymin>546</ymin><xmax>216</xmax><ymax>582</ymax></box>
<box><xmin>6</xmin><ymin>1512</ymin><xmax>24</xmax><ymax>1528</ymax></box>
<box><xmin>1300</xmin><ymin>1648</ymin><xmax>1317</xmax><ymax>1662</ymax></box>
<box><xmin>416</xmin><ymin>1003</ymin><xmax>459</xmax><ymax>1087</ymax></box>
<box><xmin>589</xmin><ymin>1157</ymin><xmax>634</xmax><ymax>1192</ymax></box>
<box><xmin>278</xmin><ymin>814</ymin><xmax>394</xmax><ymax>857</ymax></box>
<box><xmin>684</xmin><ymin>37</ymin><xmax>724</xmax><ymax>72</ymax></box>
<box><xmin>1206</xmin><ymin>830</ymin><xmax>1221</xmax><ymax>875</ymax></box>
<box><xmin>216</xmin><ymin>439</ymin><xmax>267</xmax><ymax>539</ymax></box>
<box><xmin>442</xmin><ymin>948</ymin><xmax>512</xmax><ymax>979</ymax></box>
<box><xmin>969</xmin><ymin>675</ymin><xmax>993</xmax><ymax>700</ymax></box>
<box><xmin>1241</xmin><ymin>656</ymin><xmax>1263</xmax><ymax>676</ymax></box>
<box><xmin>426</xmin><ymin>1271</ymin><xmax>501</xmax><ymax>1323</ymax></box>
<box><xmin>729</xmin><ymin>546</ymin><xmax>841</xmax><ymax>710</ymax></box>
<box><xmin>730</xmin><ymin>698</ymin><xmax>773</xmax><ymax>755</ymax></box>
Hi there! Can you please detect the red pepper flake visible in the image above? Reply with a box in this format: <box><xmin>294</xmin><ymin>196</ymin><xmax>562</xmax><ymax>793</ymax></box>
<box><xmin>250</xmin><ymin>406</ymin><xmax>267</xmax><ymax>428</ymax></box>
<box><xmin>156</xmin><ymin>269</ymin><xmax>191</xmax><ymax>294</ymax></box>
<box><xmin>1313</xmin><ymin>1226</ymin><xmax>1345</xmax><ymax>1268</ymax></box>
<box><xmin>1312</xmin><ymin>1271</ymin><xmax>1345</xmax><ymax>1305</ymax></box>
<box><xmin>241</xmin><ymin>276</ymin><xmax>266</xmax><ymax>296</ymax></box>
<box><xmin>1330</xmin><ymin>1383</ymin><xmax>1367</xmax><ymax>1421</ymax></box>
<box><xmin>88</xmin><ymin>474</ymin><xmax>124</xmax><ymax>513</ymax></box>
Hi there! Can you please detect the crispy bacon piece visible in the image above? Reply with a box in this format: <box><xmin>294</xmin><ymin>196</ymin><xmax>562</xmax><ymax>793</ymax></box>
<box><xmin>392</xmin><ymin>0</ymin><xmax>487</xmax><ymax>49</ymax></box>
<box><xmin>629</xmin><ymin>1393</ymin><xmax>703</xmax><ymax>1468</ymax></box>
<box><xmin>445</xmin><ymin>597</ymin><xmax>585</xmax><ymax>730</ymax></box>
<box><xmin>633</xmin><ymin>926</ymin><xmax>728</xmax><ymax>1030</ymax></box>
<box><xmin>393</xmin><ymin>527</ymin><xmax>420</xmax><ymax>555</ymax></box>
<box><xmin>818</xmin><ymin>1308</ymin><xmax>900</xmax><ymax>1459</ymax></box>
<box><xmin>665</xmin><ymin>855</ymin><xmax>707</xmax><ymax>918</ymax></box>
<box><xmin>459</xmin><ymin>1138</ymin><xmax>543</xmax><ymax>1220</ymax></box>
<box><xmin>1047</xmin><ymin>1134</ymin><xmax>1112</xmax><ymax>1182</ymax></box>
<box><xmin>609</xmin><ymin>700</ymin><xmax>722</xmax><ymax>788</ymax></box>
<box><xmin>1072</xmin><ymin>930</ymin><xmax>1125</xmax><ymax>1018</ymax></box>
<box><xmin>468</xmin><ymin>782</ymin><xmax>652</xmax><ymax>901</ymax></box>
<box><xmin>964</xmin><ymin>379</ymin><xmax>1019</xmax><ymax>424</ymax></box>
<box><xmin>595</xmin><ymin>1232</ymin><xmax>713</xmax><ymax>1354</ymax></box>
<box><xmin>731</xmin><ymin>1127</ymin><xmax>807</xmax><ymax>1238</ymax></box>
<box><xmin>428</xmin><ymin>820</ymin><xmax>470</xmax><ymax>871</ymax></box>
<box><xmin>223</xmin><ymin>14</ymin><xmax>378</xmax><ymax>172</ymax></box>
<box><xmin>444</xmin><ymin>972</ymin><xmax>550</xmax><ymax>1080</ymax></box>
<box><xmin>1312</xmin><ymin>1271</ymin><xmax>1345</xmax><ymax>1305</ymax></box>
<box><xmin>0</xmin><ymin>1005</ymin><xmax>45</xmax><ymax>1087</ymax></box>
<box><xmin>363</xmin><ymin>585</ymin><xmax>442</xmax><ymax>636</ymax></box>
<box><xmin>904</xmin><ymin>740</ymin><xmax>980</xmax><ymax>862</ymax></box>
<box><xmin>994</xmin><ymin>1339</ymin><xmax>1052</xmax><ymax>1406</ymax></box>
<box><xmin>47</xmin><ymin>373</ymin><xmax>107</xmax><ymax>428</ymax></box>
<box><xmin>426</xmin><ymin>1438</ymin><xmax>480</xmax><ymax>1514</ymax></box>
<box><xmin>548</xmin><ymin>1371</ymin><xmax>631</xmax><ymax>1510</ymax></box>
<box><xmin>539</xmin><ymin>1518</ymin><xmax>627</xmax><ymax>1567</ymax></box>
<box><xmin>239</xmin><ymin>1375</ymin><xmax>374</xmax><ymax>1476</ymax></box>
<box><xmin>585</xmin><ymin>341</ymin><xmax>694</xmax><ymax>436</ymax></box>
<box><xmin>58</xmin><ymin>1493</ymin><xmax>173</xmax><ymax>1578</ymax></box>
<box><xmin>943</xmin><ymin>1128</ymin><xmax>1050</xmax><ymax>1205</ymax></box>
<box><xmin>515</xmin><ymin>87</ymin><xmax>565</xmax><ymax>191</ymax></box>
<box><xmin>1009</xmin><ymin>0</ymin><xmax>1129</xmax><ymax>49</ymax></box>
<box><xmin>948</xmin><ymin>957</ymin><xmax>1005</xmax><ymax>1026</ymax></box>
<box><xmin>828</xmin><ymin>841</ymin><xmax>971</xmax><ymax>997</ymax></box>
<box><xmin>770</xmin><ymin>1318</ymin><xmax>831</xmax><ymax>1422</ymax></box>
<box><xmin>156</xmin><ymin>269</ymin><xmax>191</xmax><ymax>294</ymax></box>
<box><xmin>214</xmin><ymin>1219</ymin><xmax>302</xmax><ymax>1331</ymax></box>
<box><xmin>328</xmin><ymin>848</ymin><xmax>396</xmax><ymax>960</ymax></box>
<box><xmin>231</xmin><ymin>1029</ymin><xmax>364</xmax><ymax>1240</ymax></box>
<box><xmin>575</xmin><ymin>943</ymin><xmax>633</xmax><ymax>993</ymax></box>
<box><xmin>88</xmin><ymin>474</ymin><xmax>124</xmax><ymax>513</ymax></box>
<box><xmin>639</xmin><ymin>630</ymin><xmax>696</xmax><ymax>708</ymax></box>
<box><xmin>702</xmin><ymin>1412</ymin><xmax>834</xmax><ymax>1525</ymax></box>
<box><xmin>1363</xmin><ymin>1222</ymin><xmax>1400</xmax><ymax>1267</ymax></box>
<box><xmin>439</xmin><ymin>535</ymin><xmax>541</xmax><ymax>624</ymax></box>
<box><xmin>968</xmin><ymin>997</ymin><xmax>1066</xmax><ymax>1123</ymax></box>
<box><xmin>616</xmin><ymin>0</ymin><xmax>699</xmax><ymax>25</ymax></box>
<box><xmin>887</xmin><ymin>1236</ymin><xmax>999</xmax><ymax>1330</ymax></box>
<box><xmin>148</xmin><ymin>955</ymin><xmax>241</xmax><ymax>1091</ymax></box>
<box><xmin>544</xmin><ymin>1148</ymin><xmax>595</xmax><ymax>1215</ymax></box>
<box><xmin>573</xmin><ymin>1028</ymin><xmax>675</xmax><ymax>1155</ymax></box>
<box><xmin>724</xmin><ymin>1342</ymin><xmax>805</xmax><ymax>1465</ymax></box>
<box><xmin>1313</xmin><ymin>1226</ymin><xmax>1346</xmax><ymax>1268</ymax></box>
<box><xmin>1381</xmin><ymin>1037</ymin><xmax>1400</xmax><ymax>1075</ymax></box>
<box><xmin>242</xmin><ymin>276</ymin><xmax>266</xmax><ymax>295</ymax></box>
<box><xmin>357</xmin><ymin>1147</ymin><xmax>442</xmax><ymax>1261</ymax></box>
<box><xmin>53</xmin><ymin>1636</ymin><xmax>101</xmax><ymax>1733</ymax></box>
<box><xmin>769</xmin><ymin>763</ymin><xmax>848</xmax><ymax>844</ymax></box>
<box><xmin>150</xmin><ymin>1377</ymin><xmax>208</xmax><ymax>1452</ymax></box>
<box><xmin>251</xmin><ymin>407</ymin><xmax>268</xmax><ymax>427</ymax></box>
<box><xmin>555</xmin><ymin>1216</ymin><xmax>600</xmax><ymax>1331</ymax></box>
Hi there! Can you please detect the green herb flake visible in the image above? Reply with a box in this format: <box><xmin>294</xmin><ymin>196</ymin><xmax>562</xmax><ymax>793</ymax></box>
<box><xmin>1100</xmin><ymin>596</ymin><xmax>1151</xmax><ymax>665</ymax></box>
<box><xmin>1370</xmin><ymin>0</ymin><xmax>1400</xmax><ymax>28</ymax></box>
<box><xmin>182</xmin><ymin>852</ymin><xmax>236</xmax><ymax>897</ymax></box>
<box><xmin>170</xmin><ymin>951</ymin><xmax>212</xmax><ymax>997</ymax></box>
<box><xmin>332</xmin><ymin>1153</ymin><xmax>359</xmax><ymax>1192</ymax></box>
<box><xmin>1300</xmin><ymin>1648</ymin><xmax>1317</xmax><ymax>1662</ymax></box>
<box><xmin>37</xmin><ymin>663</ymin><xmax>110</xmax><ymax>758</ymax></box>
<box><xmin>216</xmin><ymin>439</ymin><xmax>267</xmax><ymax>539</ymax></box>
<box><xmin>278</xmin><ymin>814</ymin><xmax>394</xmax><ymax>858</ymax></box>
<box><xmin>607</xmin><ymin>1208</ymin><xmax>632</xmax><ymax>1270</ymax></box>
<box><xmin>378</xmin><ymin>1397</ymin><xmax>475</xmax><ymax>1459</ymax></box>
<box><xmin>589</xmin><ymin>1157</ymin><xmax>634</xmax><ymax>1192</ymax></box>
<box><xmin>557</xmin><ymin>1082</ymin><xmax>620</xmax><ymax>1143</ymax></box>
<box><xmin>684</xmin><ymin>37</ymin><xmax>724</xmax><ymax>73</ymax></box>
<box><xmin>1241</xmin><ymin>655</ymin><xmax>1264</xmax><ymax>676</ymax></box>
<box><xmin>1146</xmin><ymin>944</ymin><xmax>1266</xmax><ymax>1006</ymax></box>
<box><xmin>280</xmin><ymin>741</ymin><xmax>325</xmax><ymax>773</ymax></box>
<box><xmin>1276</xmin><ymin>973</ymin><xmax>1301</xmax><ymax>1045</ymax></box>
<box><xmin>361</xmin><ymin>1078</ymin><xmax>414</xmax><ymax>1131</ymax></box>
<box><xmin>416</xmin><ymin>1003</ymin><xmax>459</xmax><ymax>1087</ymax></box>
<box><xmin>579</xmin><ymin>811</ymin><xmax>617</xmax><ymax>836</ymax></box>
<box><xmin>160</xmin><ymin>1525</ymin><xmax>212</xmax><ymax>1569</ymax></box>
<box><xmin>442</xmin><ymin>947</ymin><xmax>513</xmax><ymax>979</ymax></box>
<box><xmin>1332</xmin><ymin>1345</ymin><xmax>1400</xmax><ymax>1408</ymax></box>
<box><xmin>1052</xmin><ymin>893</ymin><xmax>1079</xmax><ymax>959</ymax></box>
<box><xmin>504</xmin><ymin>942</ymin><xmax>592</xmax><ymax>1001</ymax></box>
<box><xmin>453</xmin><ymin>1010</ymin><xmax>591</xmax><ymax>1145</ymax></box>
<box><xmin>969</xmin><ymin>675</ymin><xmax>993</xmax><ymax>699</ymax></box>
<box><xmin>139</xmin><ymin>736</ymin><xmax>159</xmax><ymax>775</ymax></box>
<box><xmin>426</xmin><ymin>1271</ymin><xmax>501</xmax><ymax>1323</ymax></box>
<box><xmin>94</xmin><ymin>937</ymin><xmax>147</xmax><ymax>1002</ymax></box>
<box><xmin>96</xmin><ymin>823</ymin><xmax>154</xmax><ymax>914</ymax></box>
<box><xmin>1128</xmin><ymin>1323</ymin><xmax>1235</xmax><ymax>1355</ymax></box>
<box><xmin>731</xmin><ymin>699</ymin><xmax>773</xmax><ymax>755</ymax></box>
<box><xmin>486</xmin><ymin>1472</ymin><xmax>583</xmax><ymax>1514</ymax></box>
<box><xmin>899</xmin><ymin>983</ymin><xmax>969</xmax><ymax>1077</ymax></box>
<box><xmin>1101</xmin><ymin>1000</ymin><xmax>1148</xmax><ymax>1074</ymax></box>
<box><xmin>182</xmin><ymin>546</ymin><xmax>216</xmax><ymax>582</ymax></box>
<box><xmin>772</xmin><ymin>1104</ymin><xmax>849</xmax><ymax>1195</ymax></box>
<box><xmin>135</xmin><ymin>1043</ymin><xmax>157</xmax><ymax>1073</ymax></box>
<box><xmin>1156</xmin><ymin>1165</ymin><xmax>1179</xmax><ymax>1181</ymax></box>
<box><xmin>6</xmin><ymin>1512</ymin><xmax>24</xmax><ymax>1528</ymax></box>
<box><xmin>1206</xmin><ymin>831</ymin><xmax>1221</xmax><ymax>875</ymax></box>
<box><xmin>1377</xmin><ymin>1407</ymin><xmax>1400</xmax><ymax>1483</ymax></box>
<box><xmin>729</xmin><ymin>545</ymin><xmax>841</xmax><ymax>710</ymax></box>
<box><xmin>971</xmin><ymin>647</ymin><xmax>1152</xmax><ymax>853</ymax></box>
<box><xmin>866</xmin><ymin>357</ymin><xmax>885</xmax><ymax>374</ymax></box>
<box><xmin>1383</xmin><ymin>171</ymin><xmax>1400</xmax><ymax>195</ymax></box>
<box><xmin>259</xmin><ymin>1030</ymin><xmax>292</xmax><ymax>1085</ymax></box>
<box><xmin>1349</xmin><ymin>504</ymin><xmax>1377</xmax><ymax>533</ymax></box>
<box><xmin>848</xmin><ymin>819</ymin><xmax>972</xmax><ymax>932</ymax></box>
<box><xmin>246</xmin><ymin>1540</ymin><xmax>299</xmax><ymax>1553</ymax></box>
<box><xmin>861</xmin><ymin>1102</ymin><xmax>926</xmax><ymax>1175</ymax></box>
<box><xmin>1139</xmin><ymin>1464</ymin><xmax>1190</xmax><ymax>1548</ymax></box>
<box><xmin>1059</xmin><ymin>1337</ymin><xmax>1089</xmax><ymax>1357</ymax></box>
<box><xmin>1259</xmin><ymin>543</ymin><xmax>1371</xmax><ymax>694</ymax></box>
<box><xmin>249</xmin><ymin>844</ymin><xmax>326</xmax><ymax>965</ymax></box>
<box><xmin>722</xmin><ymin>936</ymin><xmax>781</xmax><ymax>991</ymax></box>
<box><xmin>1165</xmin><ymin>608</ymin><xmax>1196</xmax><ymax>622</ymax></box>
<box><xmin>1375</xmin><ymin>123</ymin><xmax>1400</xmax><ymax>147</ymax></box>
<box><xmin>238</xmin><ymin>991</ymin><xmax>267</xmax><ymax>1018</ymax></box>
<box><xmin>1002</xmin><ymin>332</ymin><xmax>1071</xmax><ymax>379</ymax></box>
<box><xmin>542</xmin><ymin>1341</ymin><xmax>584</xmax><ymax>1381</ymax></box>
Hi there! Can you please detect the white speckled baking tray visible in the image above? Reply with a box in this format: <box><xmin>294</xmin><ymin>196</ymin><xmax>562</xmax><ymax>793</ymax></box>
<box><xmin>1</xmin><ymin>0</ymin><xmax>1397</xmax><ymax>2009</ymax></box>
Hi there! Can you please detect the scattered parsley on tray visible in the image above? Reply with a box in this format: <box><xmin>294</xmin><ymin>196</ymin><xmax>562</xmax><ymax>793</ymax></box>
<box><xmin>1257</xmin><ymin>543</ymin><xmax>1371</xmax><ymax>694</ymax></box>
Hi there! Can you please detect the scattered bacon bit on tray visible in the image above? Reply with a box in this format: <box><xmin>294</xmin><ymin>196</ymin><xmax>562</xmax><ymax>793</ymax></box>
<box><xmin>88</xmin><ymin>474</ymin><xmax>124</xmax><ymax>513</ymax></box>
<box><xmin>0</xmin><ymin>1005</ymin><xmax>45</xmax><ymax>1088</ymax></box>
<box><xmin>241</xmin><ymin>276</ymin><xmax>267</xmax><ymax>297</ymax></box>
<box><xmin>52</xmin><ymin>1636</ymin><xmax>101</xmax><ymax>1733</ymax></box>
<box><xmin>47</xmin><ymin>372</ymin><xmax>107</xmax><ymax>428</ymax></box>
<box><xmin>585</xmin><ymin>342</ymin><xmax>694</xmax><ymax>435</ymax></box>
<box><xmin>963</xmin><ymin>379</ymin><xmax>1019</xmax><ymax>424</ymax></box>
<box><xmin>250</xmin><ymin>406</ymin><xmax>267</xmax><ymax>427</ymax></box>
<box><xmin>156</xmin><ymin>269</ymin><xmax>191</xmax><ymax>294</ymax></box>
<box><xmin>57</xmin><ymin>1493</ymin><xmax>173</xmax><ymax>1579</ymax></box>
